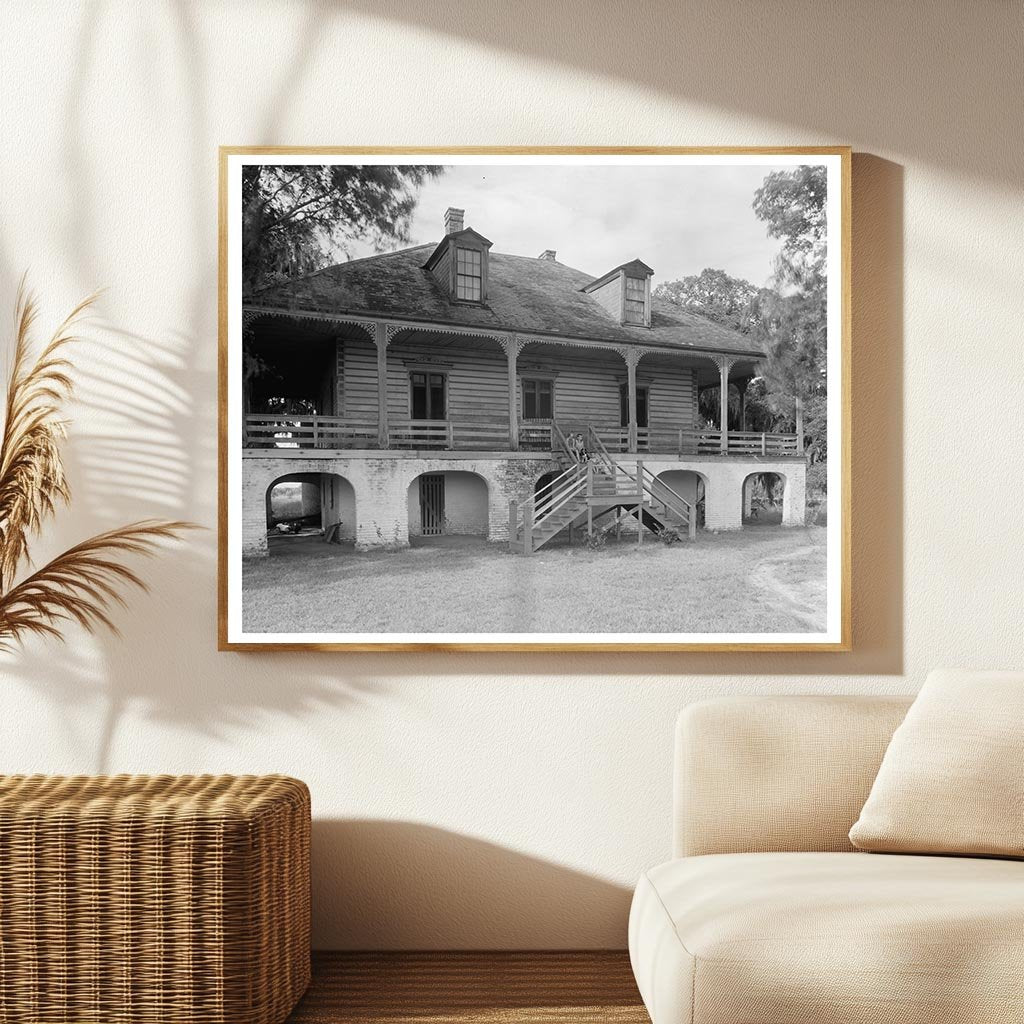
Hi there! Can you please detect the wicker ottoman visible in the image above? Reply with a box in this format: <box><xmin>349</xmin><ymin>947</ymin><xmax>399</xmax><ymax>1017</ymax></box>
<box><xmin>0</xmin><ymin>774</ymin><xmax>310</xmax><ymax>1024</ymax></box>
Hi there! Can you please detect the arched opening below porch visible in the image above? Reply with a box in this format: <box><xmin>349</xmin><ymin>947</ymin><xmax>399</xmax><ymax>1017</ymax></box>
<box><xmin>655</xmin><ymin>471</ymin><xmax>707</xmax><ymax>530</ymax></box>
<box><xmin>741</xmin><ymin>472</ymin><xmax>786</xmax><ymax>526</ymax></box>
<box><xmin>407</xmin><ymin>471</ymin><xmax>490</xmax><ymax>546</ymax></box>
<box><xmin>265</xmin><ymin>472</ymin><xmax>356</xmax><ymax>553</ymax></box>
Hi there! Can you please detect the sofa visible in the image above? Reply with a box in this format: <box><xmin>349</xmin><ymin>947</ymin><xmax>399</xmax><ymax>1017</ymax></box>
<box><xmin>628</xmin><ymin>694</ymin><xmax>1024</xmax><ymax>1024</ymax></box>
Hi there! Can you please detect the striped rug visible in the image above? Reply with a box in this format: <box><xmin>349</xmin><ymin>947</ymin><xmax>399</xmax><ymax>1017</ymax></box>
<box><xmin>287</xmin><ymin>951</ymin><xmax>650</xmax><ymax>1023</ymax></box>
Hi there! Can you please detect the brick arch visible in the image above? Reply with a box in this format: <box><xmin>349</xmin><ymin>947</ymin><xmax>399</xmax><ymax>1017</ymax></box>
<box><xmin>741</xmin><ymin>470</ymin><xmax>788</xmax><ymax>527</ymax></box>
<box><xmin>405</xmin><ymin>469</ymin><xmax>490</xmax><ymax>540</ymax></box>
<box><xmin>242</xmin><ymin>460</ymin><xmax>364</xmax><ymax>557</ymax></box>
<box><xmin>654</xmin><ymin>470</ymin><xmax>708</xmax><ymax>529</ymax></box>
<box><xmin>264</xmin><ymin>470</ymin><xmax>357</xmax><ymax>550</ymax></box>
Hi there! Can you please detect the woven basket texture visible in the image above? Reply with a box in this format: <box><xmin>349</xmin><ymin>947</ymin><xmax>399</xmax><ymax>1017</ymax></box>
<box><xmin>0</xmin><ymin>774</ymin><xmax>310</xmax><ymax>1024</ymax></box>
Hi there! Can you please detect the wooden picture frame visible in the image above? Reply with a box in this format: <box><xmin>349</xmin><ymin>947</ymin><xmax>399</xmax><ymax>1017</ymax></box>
<box><xmin>219</xmin><ymin>147</ymin><xmax>851</xmax><ymax>651</ymax></box>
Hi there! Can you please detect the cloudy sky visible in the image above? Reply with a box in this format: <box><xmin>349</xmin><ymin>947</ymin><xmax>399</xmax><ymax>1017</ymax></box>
<box><xmin>348</xmin><ymin>162</ymin><xmax>794</xmax><ymax>288</ymax></box>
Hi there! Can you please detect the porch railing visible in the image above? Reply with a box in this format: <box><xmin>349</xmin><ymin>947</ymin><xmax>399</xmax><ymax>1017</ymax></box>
<box><xmin>244</xmin><ymin>414</ymin><xmax>800</xmax><ymax>457</ymax></box>
<box><xmin>244</xmin><ymin>415</ymin><xmax>377</xmax><ymax>449</ymax></box>
<box><xmin>388</xmin><ymin>419</ymin><xmax>512</xmax><ymax>449</ymax></box>
<box><xmin>590</xmin><ymin>426</ymin><xmax>799</xmax><ymax>457</ymax></box>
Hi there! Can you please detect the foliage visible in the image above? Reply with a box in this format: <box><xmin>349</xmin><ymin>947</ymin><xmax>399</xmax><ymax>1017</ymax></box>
<box><xmin>751</xmin><ymin>165</ymin><xmax>829</xmax><ymax>464</ymax></box>
<box><xmin>242</xmin><ymin>164</ymin><xmax>443</xmax><ymax>295</ymax></box>
<box><xmin>804</xmin><ymin>461</ymin><xmax>828</xmax><ymax>525</ymax></box>
<box><xmin>0</xmin><ymin>285</ymin><xmax>195</xmax><ymax>651</ymax></box>
<box><xmin>654</xmin><ymin>269</ymin><xmax>767</xmax><ymax>334</ymax></box>
<box><xmin>752</xmin><ymin>165</ymin><xmax>827</xmax><ymax>283</ymax></box>
<box><xmin>661</xmin><ymin>169</ymin><xmax>829</xmax><ymax>469</ymax></box>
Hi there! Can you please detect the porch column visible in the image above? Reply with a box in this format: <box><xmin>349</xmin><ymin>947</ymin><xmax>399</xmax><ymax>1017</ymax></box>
<box><xmin>374</xmin><ymin>322</ymin><xmax>390</xmax><ymax>449</ymax></box>
<box><xmin>625</xmin><ymin>348</ymin><xmax>639</xmax><ymax>453</ymax></box>
<box><xmin>795</xmin><ymin>394</ymin><xmax>805</xmax><ymax>456</ymax></box>
<box><xmin>715</xmin><ymin>356</ymin><xmax>734</xmax><ymax>454</ymax></box>
<box><xmin>504</xmin><ymin>335</ymin><xmax>521</xmax><ymax>450</ymax></box>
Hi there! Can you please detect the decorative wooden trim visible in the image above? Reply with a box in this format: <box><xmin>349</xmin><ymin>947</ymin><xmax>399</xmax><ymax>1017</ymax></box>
<box><xmin>385</xmin><ymin>321</ymin><xmax>504</xmax><ymax>348</ymax></box>
<box><xmin>243</xmin><ymin>306</ymin><xmax>376</xmax><ymax>341</ymax></box>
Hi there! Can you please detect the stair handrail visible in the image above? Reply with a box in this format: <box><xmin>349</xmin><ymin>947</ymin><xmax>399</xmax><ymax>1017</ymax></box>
<box><xmin>639</xmin><ymin>465</ymin><xmax>693</xmax><ymax>523</ymax></box>
<box><xmin>585</xmin><ymin>425</ymin><xmax>619</xmax><ymax>474</ymax></box>
<box><xmin>530</xmin><ymin>463</ymin><xmax>588</xmax><ymax>531</ymax></box>
<box><xmin>551</xmin><ymin>420</ymin><xmax>574</xmax><ymax>460</ymax></box>
<box><xmin>587</xmin><ymin>426</ymin><xmax>647</xmax><ymax>495</ymax></box>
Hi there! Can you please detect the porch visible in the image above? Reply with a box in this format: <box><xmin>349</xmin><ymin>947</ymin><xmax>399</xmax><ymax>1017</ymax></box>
<box><xmin>242</xmin><ymin>310</ymin><xmax>802</xmax><ymax>460</ymax></box>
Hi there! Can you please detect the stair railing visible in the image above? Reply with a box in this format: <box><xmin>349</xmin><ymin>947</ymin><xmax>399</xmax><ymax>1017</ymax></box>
<box><xmin>551</xmin><ymin>420</ymin><xmax>574</xmax><ymax>461</ymax></box>
<box><xmin>514</xmin><ymin>462</ymin><xmax>589</xmax><ymax>551</ymax></box>
<box><xmin>534</xmin><ymin>464</ymin><xmax>588</xmax><ymax>526</ymax></box>
<box><xmin>587</xmin><ymin>425</ymin><xmax>645</xmax><ymax>494</ymax></box>
<box><xmin>639</xmin><ymin>465</ymin><xmax>696</xmax><ymax>539</ymax></box>
<box><xmin>585</xmin><ymin>426</ymin><xmax>617</xmax><ymax>474</ymax></box>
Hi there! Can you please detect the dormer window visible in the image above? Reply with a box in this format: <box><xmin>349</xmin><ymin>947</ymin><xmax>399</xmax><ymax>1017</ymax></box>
<box><xmin>581</xmin><ymin>258</ymin><xmax>653</xmax><ymax>327</ymax></box>
<box><xmin>423</xmin><ymin>207</ymin><xmax>492</xmax><ymax>303</ymax></box>
<box><xmin>455</xmin><ymin>247</ymin><xmax>482</xmax><ymax>301</ymax></box>
<box><xmin>624</xmin><ymin>276</ymin><xmax>646</xmax><ymax>324</ymax></box>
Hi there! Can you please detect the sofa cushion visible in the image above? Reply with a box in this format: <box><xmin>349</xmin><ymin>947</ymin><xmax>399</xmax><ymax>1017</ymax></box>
<box><xmin>629</xmin><ymin>852</ymin><xmax>1024</xmax><ymax>1024</ymax></box>
<box><xmin>849</xmin><ymin>669</ymin><xmax>1024</xmax><ymax>857</ymax></box>
<box><xmin>674</xmin><ymin>695</ymin><xmax>912</xmax><ymax>857</ymax></box>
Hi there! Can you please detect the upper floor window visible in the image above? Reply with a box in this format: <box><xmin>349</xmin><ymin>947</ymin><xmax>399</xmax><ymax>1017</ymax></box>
<box><xmin>455</xmin><ymin>248</ymin><xmax>482</xmax><ymax>301</ymax></box>
<box><xmin>522</xmin><ymin>378</ymin><xmax>553</xmax><ymax>420</ymax></box>
<box><xmin>624</xmin><ymin>276</ymin><xmax>646</xmax><ymax>324</ymax></box>
<box><xmin>410</xmin><ymin>371</ymin><xmax>447</xmax><ymax>420</ymax></box>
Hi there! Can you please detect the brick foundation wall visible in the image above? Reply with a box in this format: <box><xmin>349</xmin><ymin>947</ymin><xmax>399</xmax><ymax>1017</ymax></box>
<box><xmin>240</xmin><ymin>453</ymin><xmax>808</xmax><ymax>556</ymax></box>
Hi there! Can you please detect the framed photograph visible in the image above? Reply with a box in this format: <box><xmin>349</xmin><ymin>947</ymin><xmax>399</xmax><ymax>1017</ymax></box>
<box><xmin>219</xmin><ymin>147</ymin><xmax>850</xmax><ymax>651</ymax></box>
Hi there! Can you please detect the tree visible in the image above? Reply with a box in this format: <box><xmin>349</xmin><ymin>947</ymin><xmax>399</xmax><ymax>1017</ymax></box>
<box><xmin>242</xmin><ymin>164</ymin><xmax>443</xmax><ymax>295</ymax></box>
<box><xmin>655</xmin><ymin>268</ymin><xmax>763</xmax><ymax>334</ymax></box>
<box><xmin>751</xmin><ymin>166</ymin><xmax>829</xmax><ymax>464</ymax></box>
<box><xmin>752</xmin><ymin>165</ymin><xmax>827</xmax><ymax>285</ymax></box>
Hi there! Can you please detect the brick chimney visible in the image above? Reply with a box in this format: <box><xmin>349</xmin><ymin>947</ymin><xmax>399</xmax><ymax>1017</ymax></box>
<box><xmin>538</xmin><ymin>249</ymin><xmax>557</xmax><ymax>261</ymax></box>
<box><xmin>444</xmin><ymin>207</ymin><xmax>465</xmax><ymax>235</ymax></box>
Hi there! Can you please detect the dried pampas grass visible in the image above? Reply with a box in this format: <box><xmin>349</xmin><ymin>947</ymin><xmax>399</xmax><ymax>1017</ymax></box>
<box><xmin>0</xmin><ymin>282</ymin><xmax>195</xmax><ymax>650</ymax></box>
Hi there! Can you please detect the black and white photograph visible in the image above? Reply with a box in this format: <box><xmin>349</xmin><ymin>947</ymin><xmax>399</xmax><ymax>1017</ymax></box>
<box><xmin>221</xmin><ymin>150</ymin><xmax>848</xmax><ymax>649</ymax></box>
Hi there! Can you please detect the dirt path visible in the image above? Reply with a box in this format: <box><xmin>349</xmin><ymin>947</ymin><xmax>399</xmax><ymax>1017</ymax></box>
<box><xmin>747</xmin><ymin>542</ymin><xmax>827</xmax><ymax>632</ymax></box>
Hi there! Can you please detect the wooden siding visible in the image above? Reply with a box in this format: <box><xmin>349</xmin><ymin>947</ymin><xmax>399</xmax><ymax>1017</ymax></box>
<box><xmin>519</xmin><ymin>345</ymin><xmax>619</xmax><ymax>430</ymax></box>
<box><xmin>429</xmin><ymin>244</ymin><xmax>451</xmax><ymax>294</ymax></box>
<box><xmin>336</xmin><ymin>334</ymin><xmax>698</xmax><ymax>432</ymax></box>
<box><xmin>641</xmin><ymin>353</ymin><xmax>700</xmax><ymax>430</ymax></box>
<box><xmin>587</xmin><ymin>272</ymin><xmax>623</xmax><ymax>322</ymax></box>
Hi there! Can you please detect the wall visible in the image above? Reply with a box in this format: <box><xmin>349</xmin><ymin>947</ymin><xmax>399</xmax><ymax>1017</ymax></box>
<box><xmin>0</xmin><ymin>1</ymin><xmax>1021</xmax><ymax>950</ymax></box>
<box><xmin>321</xmin><ymin>474</ymin><xmax>356</xmax><ymax>542</ymax></box>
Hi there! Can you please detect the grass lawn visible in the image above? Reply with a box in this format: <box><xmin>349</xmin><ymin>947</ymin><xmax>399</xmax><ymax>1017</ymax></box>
<box><xmin>242</xmin><ymin>526</ymin><xmax>827</xmax><ymax>635</ymax></box>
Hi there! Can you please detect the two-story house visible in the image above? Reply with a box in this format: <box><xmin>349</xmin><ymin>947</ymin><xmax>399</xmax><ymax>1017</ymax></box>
<box><xmin>241</xmin><ymin>207</ymin><xmax>806</xmax><ymax>556</ymax></box>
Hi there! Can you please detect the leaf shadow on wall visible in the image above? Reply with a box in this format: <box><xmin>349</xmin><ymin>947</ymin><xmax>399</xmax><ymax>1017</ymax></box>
<box><xmin>0</xmin><ymin>0</ymin><xmax>389</xmax><ymax>773</ymax></box>
<box><xmin>332</xmin><ymin>0</ymin><xmax>1018</xmax><ymax>188</ymax></box>
<box><xmin>311</xmin><ymin>820</ymin><xmax>633</xmax><ymax>949</ymax></box>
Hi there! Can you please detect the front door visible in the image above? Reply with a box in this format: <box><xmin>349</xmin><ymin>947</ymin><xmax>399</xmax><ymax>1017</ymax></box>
<box><xmin>419</xmin><ymin>474</ymin><xmax>445</xmax><ymax>536</ymax></box>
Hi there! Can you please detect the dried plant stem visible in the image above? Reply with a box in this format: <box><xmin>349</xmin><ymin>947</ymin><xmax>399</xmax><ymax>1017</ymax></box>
<box><xmin>0</xmin><ymin>282</ymin><xmax>196</xmax><ymax>651</ymax></box>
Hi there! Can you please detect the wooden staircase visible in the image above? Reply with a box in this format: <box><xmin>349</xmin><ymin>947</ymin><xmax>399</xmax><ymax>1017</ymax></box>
<box><xmin>508</xmin><ymin>425</ymin><xmax>697</xmax><ymax>555</ymax></box>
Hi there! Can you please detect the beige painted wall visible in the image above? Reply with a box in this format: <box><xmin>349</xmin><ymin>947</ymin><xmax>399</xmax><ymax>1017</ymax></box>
<box><xmin>0</xmin><ymin>1</ymin><xmax>1021</xmax><ymax>949</ymax></box>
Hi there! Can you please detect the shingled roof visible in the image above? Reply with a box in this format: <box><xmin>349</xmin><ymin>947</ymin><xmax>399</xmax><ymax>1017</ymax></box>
<box><xmin>249</xmin><ymin>243</ymin><xmax>764</xmax><ymax>358</ymax></box>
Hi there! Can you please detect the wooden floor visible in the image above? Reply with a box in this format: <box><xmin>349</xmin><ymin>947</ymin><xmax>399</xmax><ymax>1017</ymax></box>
<box><xmin>286</xmin><ymin>952</ymin><xmax>650</xmax><ymax>1023</ymax></box>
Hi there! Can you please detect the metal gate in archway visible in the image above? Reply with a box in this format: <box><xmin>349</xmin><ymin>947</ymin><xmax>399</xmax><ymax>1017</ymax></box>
<box><xmin>419</xmin><ymin>474</ymin><xmax>445</xmax><ymax>536</ymax></box>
